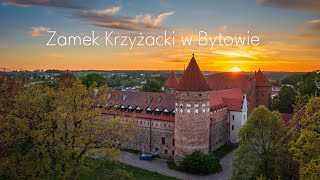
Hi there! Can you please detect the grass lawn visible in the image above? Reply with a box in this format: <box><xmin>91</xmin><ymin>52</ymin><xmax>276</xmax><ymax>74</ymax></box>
<box><xmin>210</xmin><ymin>144</ymin><xmax>237</xmax><ymax>159</ymax></box>
<box><xmin>78</xmin><ymin>157</ymin><xmax>178</xmax><ymax>180</ymax></box>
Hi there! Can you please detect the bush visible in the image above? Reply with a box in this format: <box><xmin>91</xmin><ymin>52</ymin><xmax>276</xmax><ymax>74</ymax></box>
<box><xmin>179</xmin><ymin>151</ymin><xmax>222</xmax><ymax>175</ymax></box>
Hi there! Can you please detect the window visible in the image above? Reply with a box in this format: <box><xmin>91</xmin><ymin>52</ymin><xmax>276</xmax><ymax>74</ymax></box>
<box><xmin>161</xmin><ymin>137</ymin><xmax>165</xmax><ymax>145</ymax></box>
<box><xmin>155</xmin><ymin>111</ymin><xmax>161</xmax><ymax>115</ymax></box>
<box><xmin>232</xmin><ymin>115</ymin><xmax>235</xmax><ymax>120</ymax></box>
<box><xmin>146</xmin><ymin>107</ymin><xmax>153</xmax><ymax>114</ymax></box>
<box><xmin>232</xmin><ymin>125</ymin><xmax>234</xmax><ymax>130</ymax></box>
<box><xmin>172</xmin><ymin>151</ymin><xmax>174</xmax><ymax>155</ymax></box>
<box><xmin>172</xmin><ymin>138</ymin><xmax>175</xmax><ymax>146</ymax></box>
<box><xmin>164</xmin><ymin>149</ymin><xmax>168</xmax><ymax>154</ymax></box>
<box><xmin>163</xmin><ymin>112</ymin><xmax>170</xmax><ymax>116</ymax></box>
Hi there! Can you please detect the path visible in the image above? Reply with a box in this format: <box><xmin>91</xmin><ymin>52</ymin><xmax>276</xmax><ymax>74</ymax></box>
<box><xmin>120</xmin><ymin>151</ymin><xmax>235</xmax><ymax>180</ymax></box>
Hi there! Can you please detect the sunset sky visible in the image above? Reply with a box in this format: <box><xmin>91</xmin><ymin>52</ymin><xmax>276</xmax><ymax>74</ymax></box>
<box><xmin>0</xmin><ymin>0</ymin><xmax>319</xmax><ymax>72</ymax></box>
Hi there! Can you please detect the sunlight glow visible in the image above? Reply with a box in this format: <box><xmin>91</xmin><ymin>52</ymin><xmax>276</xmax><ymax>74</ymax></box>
<box><xmin>230</xmin><ymin>66</ymin><xmax>241</xmax><ymax>72</ymax></box>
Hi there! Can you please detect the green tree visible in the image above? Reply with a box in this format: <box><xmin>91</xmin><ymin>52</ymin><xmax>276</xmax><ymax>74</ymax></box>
<box><xmin>289</xmin><ymin>97</ymin><xmax>320</xmax><ymax>179</ymax></box>
<box><xmin>232</xmin><ymin>106</ymin><xmax>287</xmax><ymax>180</ymax></box>
<box><xmin>293</xmin><ymin>94</ymin><xmax>310</xmax><ymax>113</ymax></box>
<box><xmin>281</xmin><ymin>74</ymin><xmax>303</xmax><ymax>87</ymax></box>
<box><xmin>272</xmin><ymin>86</ymin><xmax>297</xmax><ymax>113</ymax></box>
<box><xmin>141</xmin><ymin>78</ymin><xmax>162</xmax><ymax>92</ymax></box>
<box><xmin>299</xmin><ymin>71</ymin><xmax>320</xmax><ymax>96</ymax></box>
<box><xmin>0</xmin><ymin>78</ymin><xmax>135</xmax><ymax>179</ymax></box>
<box><xmin>81</xmin><ymin>73</ymin><xmax>107</xmax><ymax>88</ymax></box>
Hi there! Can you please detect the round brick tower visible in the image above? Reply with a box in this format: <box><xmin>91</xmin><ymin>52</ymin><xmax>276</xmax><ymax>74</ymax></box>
<box><xmin>174</xmin><ymin>54</ymin><xmax>211</xmax><ymax>164</ymax></box>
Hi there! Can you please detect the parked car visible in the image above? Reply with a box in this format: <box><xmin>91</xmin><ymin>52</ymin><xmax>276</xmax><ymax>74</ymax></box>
<box><xmin>139</xmin><ymin>153</ymin><xmax>155</xmax><ymax>160</ymax></box>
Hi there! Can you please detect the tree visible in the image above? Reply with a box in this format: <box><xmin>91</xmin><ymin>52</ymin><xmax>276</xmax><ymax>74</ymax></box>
<box><xmin>81</xmin><ymin>73</ymin><xmax>107</xmax><ymax>88</ymax></box>
<box><xmin>272</xmin><ymin>86</ymin><xmax>297</xmax><ymax>113</ymax></box>
<box><xmin>141</xmin><ymin>78</ymin><xmax>162</xmax><ymax>92</ymax></box>
<box><xmin>232</xmin><ymin>106</ymin><xmax>287</xmax><ymax>180</ymax></box>
<box><xmin>293</xmin><ymin>94</ymin><xmax>310</xmax><ymax>113</ymax></box>
<box><xmin>289</xmin><ymin>97</ymin><xmax>320</xmax><ymax>179</ymax></box>
<box><xmin>179</xmin><ymin>151</ymin><xmax>221</xmax><ymax>175</ymax></box>
<box><xmin>281</xmin><ymin>74</ymin><xmax>302</xmax><ymax>87</ymax></box>
<box><xmin>299</xmin><ymin>71</ymin><xmax>320</xmax><ymax>96</ymax></box>
<box><xmin>0</xmin><ymin>78</ymin><xmax>135</xmax><ymax>179</ymax></box>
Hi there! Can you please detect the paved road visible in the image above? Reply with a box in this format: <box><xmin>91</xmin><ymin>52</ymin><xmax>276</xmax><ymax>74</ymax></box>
<box><xmin>120</xmin><ymin>151</ymin><xmax>235</xmax><ymax>180</ymax></box>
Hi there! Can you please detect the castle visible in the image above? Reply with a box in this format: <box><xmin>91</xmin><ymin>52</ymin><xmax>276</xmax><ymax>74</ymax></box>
<box><xmin>102</xmin><ymin>54</ymin><xmax>271</xmax><ymax>163</ymax></box>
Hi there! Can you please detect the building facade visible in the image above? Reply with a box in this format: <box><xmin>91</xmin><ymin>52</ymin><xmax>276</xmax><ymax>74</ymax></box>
<box><xmin>102</xmin><ymin>54</ymin><xmax>271</xmax><ymax>162</ymax></box>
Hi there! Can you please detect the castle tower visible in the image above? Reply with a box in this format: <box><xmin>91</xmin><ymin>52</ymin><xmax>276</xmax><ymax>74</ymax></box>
<box><xmin>255</xmin><ymin>69</ymin><xmax>272</xmax><ymax>108</ymax></box>
<box><xmin>174</xmin><ymin>54</ymin><xmax>211</xmax><ymax>164</ymax></box>
<box><xmin>164</xmin><ymin>71</ymin><xmax>179</xmax><ymax>93</ymax></box>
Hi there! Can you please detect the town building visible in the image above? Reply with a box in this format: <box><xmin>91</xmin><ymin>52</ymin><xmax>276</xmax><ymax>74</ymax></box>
<box><xmin>102</xmin><ymin>54</ymin><xmax>272</xmax><ymax>163</ymax></box>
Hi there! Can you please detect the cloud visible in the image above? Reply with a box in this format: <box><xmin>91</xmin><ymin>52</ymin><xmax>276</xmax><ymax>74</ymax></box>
<box><xmin>299</xmin><ymin>19</ymin><xmax>320</xmax><ymax>39</ymax></box>
<box><xmin>136</xmin><ymin>11</ymin><xmax>174</xmax><ymax>28</ymax></box>
<box><xmin>80</xmin><ymin>6</ymin><xmax>120</xmax><ymax>17</ymax></box>
<box><xmin>29</xmin><ymin>26</ymin><xmax>49</xmax><ymax>37</ymax></box>
<box><xmin>4</xmin><ymin>1</ymin><xmax>174</xmax><ymax>31</ymax></box>
<box><xmin>305</xmin><ymin>19</ymin><xmax>320</xmax><ymax>32</ymax></box>
<box><xmin>75</xmin><ymin>7</ymin><xmax>174</xmax><ymax>31</ymax></box>
<box><xmin>257</xmin><ymin>0</ymin><xmax>320</xmax><ymax>13</ymax></box>
<box><xmin>3</xmin><ymin>0</ymin><xmax>85</xmax><ymax>9</ymax></box>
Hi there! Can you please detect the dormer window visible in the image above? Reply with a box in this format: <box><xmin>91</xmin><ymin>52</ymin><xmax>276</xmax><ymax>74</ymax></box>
<box><xmin>172</xmin><ymin>109</ymin><xmax>176</xmax><ymax>116</ymax></box>
<box><xmin>155</xmin><ymin>107</ymin><xmax>161</xmax><ymax>115</ymax></box>
<box><xmin>113</xmin><ymin>104</ymin><xmax>118</xmax><ymax>109</ymax></box>
<box><xmin>163</xmin><ymin>108</ymin><xmax>170</xmax><ymax>116</ymax></box>
<box><xmin>128</xmin><ymin>105</ymin><xmax>134</xmax><ymax>112</ymax></box>
<box><xmin>135</xmin><ymin>106</ymin><xmax>142</xmax><ymax>113</ymax></box>
<box><xmin>146</xmin><ymin>107</ymin><xmax>153</xmax><ymax>114</ymax></box>
<box><xmin>120</xmin><ymin>105</ymin><xmax>126</xmax><ymax>112</ymax></box>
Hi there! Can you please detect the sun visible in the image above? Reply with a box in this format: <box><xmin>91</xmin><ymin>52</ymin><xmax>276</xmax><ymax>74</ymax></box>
<box><xmin>230</xmin><ymin>66</ymin><xmax>241</xmax><ymax>72</ymax></box>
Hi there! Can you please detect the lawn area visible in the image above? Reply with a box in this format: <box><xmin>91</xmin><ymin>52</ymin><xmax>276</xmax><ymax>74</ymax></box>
<box><xmin>78</xmin><ymin>157</ymin><xmax>178</xmax><ymax>180</ymax></box>
<box><xmin>210</xmin><ymin>144</ymin><xmax>237</xmax><ymax>159</ymax></box>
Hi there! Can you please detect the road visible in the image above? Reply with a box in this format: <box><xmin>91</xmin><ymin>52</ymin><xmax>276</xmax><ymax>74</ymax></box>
<box><xmin>120</xmin><ymin>151</ymin><xmax>235</xmax><ymax>180</ymax></box>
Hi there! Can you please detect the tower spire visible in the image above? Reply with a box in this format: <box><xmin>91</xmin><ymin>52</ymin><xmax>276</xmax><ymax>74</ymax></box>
<box><xmin>176</xmin><ymin>54</ymin><xmax>210</xmax><ymax>91</ymax></box>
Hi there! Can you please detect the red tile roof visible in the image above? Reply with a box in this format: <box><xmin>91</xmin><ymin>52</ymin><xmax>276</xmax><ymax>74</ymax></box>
<box><xmin>205</xmin><ymin>72</ymin><xmax>256</xmax><ymax>110</ymax></box>
<box><xmin>176</xmin><ymin>55</ymin><xmax>210</xmax><ymax>91</ymax></box>
<box><xmin>164</xmin><ymin>71</ymin><xmax>179</xmax><ymax>88</ymax></box>
<box><xmin>255</xmin><ymin>69</ymin><xmax>271</xmax><ymax>87</ymax></box>
<box><xmin>106</xmin><ymin>90</ymin><xmax>175</xmax><ymax>112</ymax></box>
<box><xmin>209</xmin><ymin>88</ymin><xmax>244</xmax><ymax>111</ymax></box>
<box><xmin>222</xmin><ymin>98</ymin><xmax>243</xmax><ymax>111</ymax></box>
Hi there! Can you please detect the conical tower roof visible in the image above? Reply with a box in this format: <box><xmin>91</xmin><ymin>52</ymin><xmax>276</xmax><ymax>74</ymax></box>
<box><xmin>176</xmin><ymin>54</ymin><xmax>210</xmax><ymax>91</ymax></box>
<box><xmin>255</xmin><ymin>69</ymin><xmax>271</xmax><ymax>87</ymax></box>
<box><xmin>164</xmin><ymin>71</ymin><xmax>179</xmax><ymax>88</ymax></box>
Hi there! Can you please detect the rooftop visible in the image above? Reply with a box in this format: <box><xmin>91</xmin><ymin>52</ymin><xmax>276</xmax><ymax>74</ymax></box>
<box><xmin>176</xmin><ymin>54</ymin><xmax>210</xmax><ymax>91</ymax></box>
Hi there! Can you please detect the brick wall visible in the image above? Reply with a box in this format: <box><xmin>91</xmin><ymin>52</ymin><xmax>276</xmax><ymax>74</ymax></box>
<box><xmin>174</xmin><ymin>91</ymin><xmax>211</xmax><ymax>164</ymax></box>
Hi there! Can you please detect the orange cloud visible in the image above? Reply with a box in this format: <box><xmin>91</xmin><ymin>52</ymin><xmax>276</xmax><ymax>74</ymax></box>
<box><xmin>29</xmin><ymin>26</ymin><xmax>49</xmax><ymax>37</ymax></box>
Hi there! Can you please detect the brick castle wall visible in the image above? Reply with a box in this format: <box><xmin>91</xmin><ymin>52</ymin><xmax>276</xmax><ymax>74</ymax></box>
<box><xmin>174</xmin><ymin>91</ymin><xmax>211</xmax><ymax>163</ymax></box>
<box><xmin>256</xmin><ymin>86</ymin><xmax>272</xmax><ymax>108</ymax></box>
